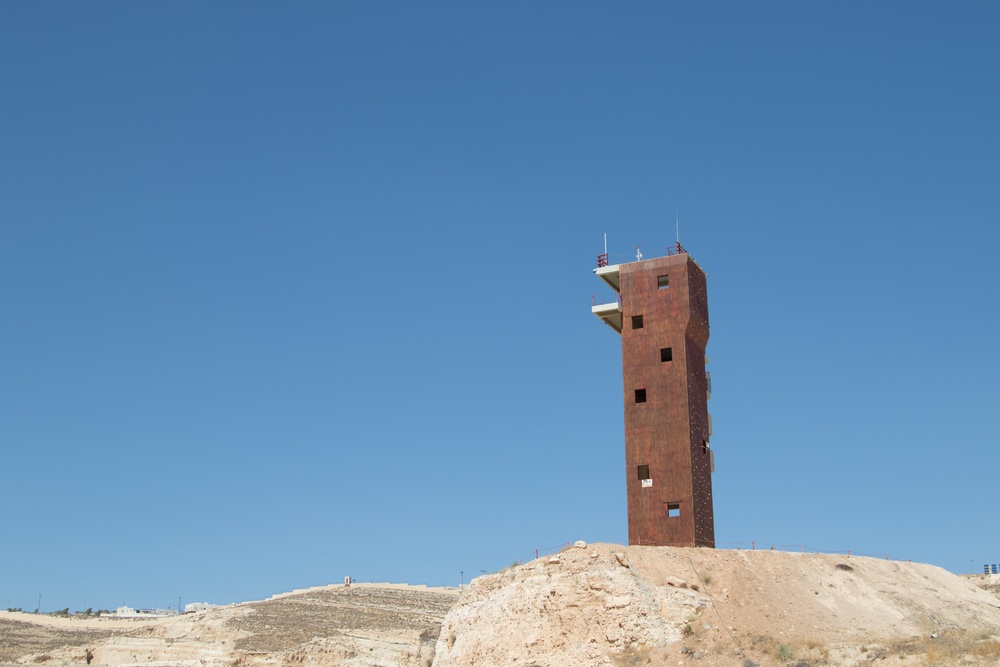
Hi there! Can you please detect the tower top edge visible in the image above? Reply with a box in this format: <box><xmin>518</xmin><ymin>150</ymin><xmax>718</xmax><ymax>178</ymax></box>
<box><xmin>617</xmin><ymin>252</ymin><xmax>706</xmax><ymax>276</ymax></box>
<box><xmin>596</xmin><ymin>242</ymin><xmax>705</xmax><ymax>274</ymax></box>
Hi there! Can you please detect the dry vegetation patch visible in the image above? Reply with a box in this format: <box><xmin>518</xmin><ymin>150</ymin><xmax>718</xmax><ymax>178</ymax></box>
<box><xmin>231</xmin><ymin>585</ymin><xmax>457</xmax><ymax>653</ymax></box>
<box><xmin>0</xmin><ymin>617</ymin><xmax>113</xmax><ymax>663</ymax></box>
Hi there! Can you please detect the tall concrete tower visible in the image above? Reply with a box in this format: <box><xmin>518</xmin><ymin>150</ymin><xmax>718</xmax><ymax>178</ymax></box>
<box><xmin>592</xmin><ymin>243</ymin><xmax>714</xmax><ymax>547</ymax></box>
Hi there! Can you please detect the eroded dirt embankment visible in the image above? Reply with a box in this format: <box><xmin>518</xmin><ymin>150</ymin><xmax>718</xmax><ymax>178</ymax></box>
<box><xmin>435</xmin><ymin>543</ymin><xmax>1000</xmax><ymax>667</ymax></box>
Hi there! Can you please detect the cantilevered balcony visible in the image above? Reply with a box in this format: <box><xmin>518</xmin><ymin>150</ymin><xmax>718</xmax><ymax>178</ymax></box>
<box><xmin>592</xmin><ymin>262</ymin><xmax>623</xmax><ymax>332</ymax></box>
<box><xmin>594</xmin><ymin>263</ymin><xmax>621</xmax><ymax>293</ymax></box>
<box><xmin>592</xmin><ymin>299</ymin><xmax>622</xmax><ymax>333</ymax></box>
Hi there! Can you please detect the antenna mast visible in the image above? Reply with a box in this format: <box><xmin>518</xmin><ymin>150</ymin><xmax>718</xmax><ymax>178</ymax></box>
<box><xmin>597</xmin><ymin>233</ymin><xmax>609</xmax><ymax>268</ymax></box>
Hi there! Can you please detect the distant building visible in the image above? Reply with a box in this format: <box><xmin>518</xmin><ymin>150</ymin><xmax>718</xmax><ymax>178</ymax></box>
<box><xmin>183</xmin><ymin>603</ymin><xmax>218</xmax><ymax>613</ymax></box>
<box><xmin>593</xmin><ymin>243</ymin><xmax>715</xmax><ymax>548</ymax></box>
<box><xmin>113</xmin><ymin>606</ymin><xmax>178</xmax><ymax>618</ymax></box>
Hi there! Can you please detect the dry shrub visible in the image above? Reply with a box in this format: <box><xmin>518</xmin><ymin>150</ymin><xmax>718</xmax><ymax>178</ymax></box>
<box><xmin>971</xmin><ymin>638</ymin><xmax>1000</xmax><ymax>660</ymax></box>
<box><xmin>611</xmin><ymin>644</ymin><xmax>651</xmax><ymax>667</ymax></box>
<box><xmin>33</xmin><ymin>656</ymin><xmax>52</xmax><ymax>664</ymax></box>
<box><xmin>887</xmin><ymin>629</ymin><xmax>1000</xmax><ymax>666</ymax></box>
<box><xmin>776</xmin><ymin>642</ymin><xmax>794</xmax><ymax>661</ymax></box>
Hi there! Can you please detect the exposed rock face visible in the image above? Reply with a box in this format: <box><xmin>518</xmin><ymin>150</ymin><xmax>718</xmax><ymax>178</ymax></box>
<box><xmin>433</xmin><ymin>544</ymin><xmax>708</xmax><ymax>667</ymax></box>
<box><xmin>433</xmin><ymin>543</ymin><xmax>1000</xmax><ymax>667</ymax></box>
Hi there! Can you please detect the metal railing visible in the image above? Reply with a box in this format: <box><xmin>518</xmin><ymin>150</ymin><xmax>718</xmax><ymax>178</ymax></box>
<box><xmin>592</xmin><ymin>293</ymin><xmax>621</xmax><ymax>308</ymax></box>
<box><xmin>596</xmin><ymin>242</ymin><xmax>688</xmax><ymax>268</ymax></box>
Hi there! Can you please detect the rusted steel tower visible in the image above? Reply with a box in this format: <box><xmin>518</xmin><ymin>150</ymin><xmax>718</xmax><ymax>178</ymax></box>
<box><xmin>592</xmin><ymin>243</ymin><xmax>714</xmax><ymax>547</ymax></box>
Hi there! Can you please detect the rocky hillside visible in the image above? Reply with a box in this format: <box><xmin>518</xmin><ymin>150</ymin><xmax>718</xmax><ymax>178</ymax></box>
<box><xmin>0</xmin><ymin>583</ymin><xmax>458</xmax><ymax>667</ymax></box>
<box><xmin>436</xmin><ymin>543</ymin><xmax>1000</xmax><ymax>667</ymax></box>
<box><xmin>3</xmin><ymin>545</ymin><xmax>1000</xmax><ymax>667</ymax></box>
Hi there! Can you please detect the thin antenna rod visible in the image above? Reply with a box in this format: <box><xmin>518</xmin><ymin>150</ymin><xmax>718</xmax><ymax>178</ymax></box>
<box><xmin>675</xmin><ymin>211</ymin><xmax>680</xmax><ymax>244</ymax></box>
<box><xmin>604</xmin><ymin>233</ymin><xmax>607</xmax><ymax>256</ymax></box>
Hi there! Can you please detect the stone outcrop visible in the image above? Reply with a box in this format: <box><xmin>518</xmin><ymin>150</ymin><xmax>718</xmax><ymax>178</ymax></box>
<box><xmin>434</xmin><ymin>543</ymin><xmax>1000</xmax><ymax>667</ymax></box>
<box><xmin>433</xmin><ymin>543</ymin><xmax>707</xmax><ymax>667</ymax></box>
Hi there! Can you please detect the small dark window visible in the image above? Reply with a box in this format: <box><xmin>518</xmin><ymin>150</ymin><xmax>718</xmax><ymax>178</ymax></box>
<box><xmin>667</xmin><ymin>502</ymin><xmax>681</xmax><ymax>518</ymax></box>
<box><xmin>631</xmin><ymin>315</ymin><xmax>644</xmax><ymax>329</ymax></box>
<box><xmin>702</xmin><ymin>440</ymin><xmax>709</xmax><ymax>454</ymax></box>
<box><xmin>657</xmin><ymin>274</ymin><xmax>670</xmax><ymax>289</ymax></box>
<box><xmin>634</xmin><ymin>388</ymin><xmax>647</xmax><ymax>403</ymax></box>
<box><xmin>660</xmin><ymin>347</ymin><xmax>673</xmax><ymax>362</ymax></box>
<box><xmin>637</xmin><ymin>465</ymin><xmax>649</xmax><ymax>480</ymax></box>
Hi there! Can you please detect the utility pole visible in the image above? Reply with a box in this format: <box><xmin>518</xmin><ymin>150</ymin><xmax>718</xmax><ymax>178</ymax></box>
<box><xmin>37</xmin><ymin>594</ymin><xmax>41</xmax><ymax>614</ymax></box>
<box><xmin>460</xmin><ymin>571</ymin><xmax>464</xmax><ymax>590</ymax></box>
<box><xmin>178</xmin><ymin>597</ymin><xmax>182</xmax><ymax>614</ymax></box>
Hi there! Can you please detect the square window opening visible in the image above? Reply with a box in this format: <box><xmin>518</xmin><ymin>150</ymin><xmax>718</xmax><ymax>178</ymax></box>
<box><xmin>657</xmin><ymin>274</ymin><xmax>670</xmax><ymax>289</ymax></box>
<box><xmin>634</xmin><ymin>388</ymin><xmax>647</xmax><ymax>403</ymax></box>
<box><xmin>667</xmin><ymin>503</ymin><xmax>681</xmax><ymax>518</ymax></box>
<box><xmin>631</xmin><ymin>315</ymin><xmax>644</xmax><ymax>329</ymax></box>
<box><xmin>660</xmin><ymin>347</ymin><xmax>673</xmax><ymax>362</ymax></box>
<box><xmin>637</xmin><ymin>465</ymin><xmax>649</xmax><ymax>481</ymax></box>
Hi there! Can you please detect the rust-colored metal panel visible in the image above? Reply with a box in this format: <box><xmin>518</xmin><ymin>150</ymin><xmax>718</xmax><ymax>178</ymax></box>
<box><xmin>617</xmin><ymin>253</ymin><xmax>714</xmax><ymax>547</ymax></box>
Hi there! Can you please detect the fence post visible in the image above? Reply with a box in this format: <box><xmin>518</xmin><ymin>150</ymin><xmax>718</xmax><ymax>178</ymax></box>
<box><xmin>751</xmin><ymin>541</ymin><xmax>755</xmax><ymax>551</ymax></box>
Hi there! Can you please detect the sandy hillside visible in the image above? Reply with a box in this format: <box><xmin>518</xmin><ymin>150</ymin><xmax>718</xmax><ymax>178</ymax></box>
<box><xmin>0</xmin><ymin>583</ymin><xmax>458</xmax><ymax>667</ymax></box>
<box><xmin>3</xmin><ymin>546</ymin><xmax>1000</xmax><ymax>667</ymax></box>
<box><xmin>435</xmin><ymin>543</ymin><xmax>1000</xmax><ymax>667</ymax></box>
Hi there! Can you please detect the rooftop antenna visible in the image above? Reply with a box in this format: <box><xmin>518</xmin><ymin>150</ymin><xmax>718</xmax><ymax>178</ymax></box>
<box><xmin>604</xmin><ymin>233</ymin><xmax>607</xmax><ymax>257</ymax></box>
<box><xmin>635</xmin><ymin>245</ymin><xmax>643</xmax><ymax>261</ymax></box>
<box><xmin>672</xmin><ymin>210</ymin><xmax>687</xmax><ymax>255</ymax></box>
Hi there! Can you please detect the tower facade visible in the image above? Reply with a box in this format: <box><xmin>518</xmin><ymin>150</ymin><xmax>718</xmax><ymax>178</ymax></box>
<box><xmin>593</xmin><ymin>244</ymin><xmax>714</xmax><ymax>547</ymax></box>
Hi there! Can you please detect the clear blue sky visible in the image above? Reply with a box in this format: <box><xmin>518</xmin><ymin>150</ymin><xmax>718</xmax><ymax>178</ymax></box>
<box><xmin>2</xmin><ymin>2</ymin><xmax>998</xmax><ymax>612</ymax></box>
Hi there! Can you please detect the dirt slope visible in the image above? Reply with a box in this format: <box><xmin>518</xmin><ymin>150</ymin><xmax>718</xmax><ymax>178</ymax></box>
<box><xmin>0</xmin><ymin>583</ymin><xmax>458</xmax><ymax>667</ymax></box>
<box><xmin>434</xmin><ymin>543</ymin><xmax>1000</xmax><ymax>667</ymax></box>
